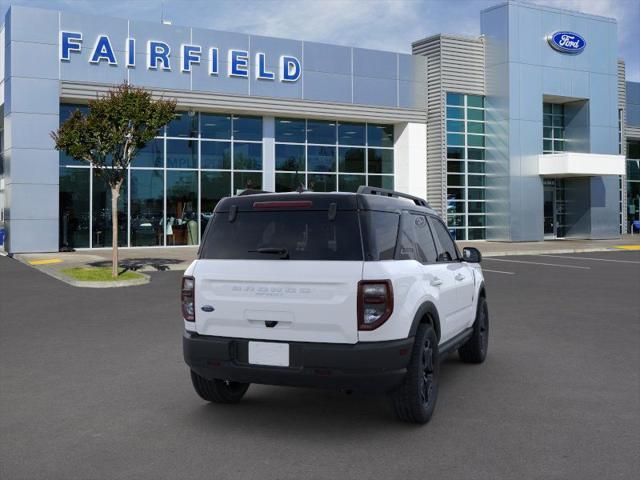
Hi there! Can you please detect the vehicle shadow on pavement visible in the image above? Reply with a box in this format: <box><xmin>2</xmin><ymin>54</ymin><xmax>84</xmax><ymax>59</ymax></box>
<box><xmin>182</xmin><ymin>356</ymin><xmax>471</xmax><ymax>435</ymax></box>
<box><xmin>89</xmin><ymin>258</ymin><xmax>185</xmax><ymax>271</ymax></box>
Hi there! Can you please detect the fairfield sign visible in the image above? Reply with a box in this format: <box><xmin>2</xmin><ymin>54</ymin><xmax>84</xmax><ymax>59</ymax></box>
<box><xmin>59</xmin><ymin>31</ymin><xmax>302</xmax><ymax>82</ymax></box>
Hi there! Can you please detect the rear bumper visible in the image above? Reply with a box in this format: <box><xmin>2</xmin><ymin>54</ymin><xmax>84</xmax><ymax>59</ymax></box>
<box><xmin>183</xmin><ymin>332</ymin><xmax>414</xmax><ymax>393</ymax></box>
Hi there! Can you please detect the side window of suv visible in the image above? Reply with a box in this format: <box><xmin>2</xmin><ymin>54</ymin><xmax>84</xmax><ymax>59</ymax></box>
<box><xmin>428</xmin><ymin>216</ymin><xmax>459</xmax><ymax>262</ymax></box>
<box><xmin>396</xmin><ymin>212</ymin><xmax>438</xmax><ymax>263</ymax></box>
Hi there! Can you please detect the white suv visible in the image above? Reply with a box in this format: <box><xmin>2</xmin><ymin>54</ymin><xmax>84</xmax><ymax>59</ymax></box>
<box><xmin>182</xmin><ymin>187</ymin><xmax>488</xmax><ymax>424</ymax></box>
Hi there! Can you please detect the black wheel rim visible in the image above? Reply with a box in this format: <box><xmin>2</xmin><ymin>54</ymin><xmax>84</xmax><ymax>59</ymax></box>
<box><xmin>421</xmin><ymin>338</ymin><xmax>435</xmax><ymax>406</ymax></box>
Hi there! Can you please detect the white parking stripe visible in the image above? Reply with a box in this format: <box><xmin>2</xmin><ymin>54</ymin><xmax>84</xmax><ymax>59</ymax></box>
<box><xmin>540</xmin><ymin>254</ymin><xmax>640</xmax><ymax>265</ymax></box>
<box><xmin>481</xmin><ymin>269</ymin><xmax>516</xmax><ymax>275</ymax></box>
<box><xmin>484</xmin><ymin>258</ymin><xmax>591</xmax><ymax>269</ymax></box>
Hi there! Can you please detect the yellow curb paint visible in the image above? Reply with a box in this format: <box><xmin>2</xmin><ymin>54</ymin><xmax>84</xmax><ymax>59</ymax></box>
<box><xmin>613</xmin><ymin>245</ymin><xmax>640</xmax><ymax>251</ymax></box>
<box><xmin>29</xmin><ymin>259</ymin><xmax>63</xmax><ymax>265</ymax></box>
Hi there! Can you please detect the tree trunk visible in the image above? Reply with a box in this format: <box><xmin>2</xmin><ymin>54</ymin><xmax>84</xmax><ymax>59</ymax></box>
<box><xmin>111</xmin><ymin>184</ymin><xmax>121</xmax><ymax>278</ymax></box>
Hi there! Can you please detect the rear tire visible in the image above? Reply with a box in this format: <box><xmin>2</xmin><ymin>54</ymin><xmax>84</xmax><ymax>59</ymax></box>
<box><xmin>190</xmin><ymin>370</ymin><xmax>250</xmax><ymax>404</ymax></box>
<box><xmin>390</xmin><ymin>323</ymin><xmax>439</xmax><ymax>424</ymax></box>
<box><xmin>458</xmin><ymin>296</ymin><xmax>489</xmax><ymax>364</ymax></box>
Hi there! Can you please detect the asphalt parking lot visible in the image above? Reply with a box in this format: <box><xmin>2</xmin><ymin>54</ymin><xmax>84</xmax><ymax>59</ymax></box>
<box><xmin>1</xmin><ymin>250</ymin><xmax>639</xmax><ymax>480</ymax></box>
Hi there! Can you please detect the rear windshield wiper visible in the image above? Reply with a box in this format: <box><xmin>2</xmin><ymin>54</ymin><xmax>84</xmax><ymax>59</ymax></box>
<box><xmin>249</xmin><ymin>247</ymin><xmax>290</xmax><ymax>259</ymax></box>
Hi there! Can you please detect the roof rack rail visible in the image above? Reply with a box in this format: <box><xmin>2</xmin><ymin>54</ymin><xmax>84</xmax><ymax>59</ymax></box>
<box><xmin>357</xmin><ymin>186</ymin><xmax>430</xmax><ymax>208</ymax></box>
<box><xmin>238</xmin><ymin>189</ymin><xmax>271</xmax><ymax>196</ymax></box>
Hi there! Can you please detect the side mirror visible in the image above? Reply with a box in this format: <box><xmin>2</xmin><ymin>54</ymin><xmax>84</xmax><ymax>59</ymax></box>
<box><xmin>462</xmin><ymin>247</ymin><xmax>482</xmax><ymax>263</ymax></box>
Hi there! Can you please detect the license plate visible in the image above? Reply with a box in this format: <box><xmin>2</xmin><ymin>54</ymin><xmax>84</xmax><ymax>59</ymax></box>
<box><xmin>248</xmin><ymin>341</ymin><xmax>289</xmax><ymax>367</ymax></box>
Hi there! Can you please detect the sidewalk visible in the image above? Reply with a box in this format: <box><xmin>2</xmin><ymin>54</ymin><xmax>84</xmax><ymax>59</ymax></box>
<box><xmin>9</xmin><ymin>236</ymin><xmax>640</xmax><ymax>278</ymax></box>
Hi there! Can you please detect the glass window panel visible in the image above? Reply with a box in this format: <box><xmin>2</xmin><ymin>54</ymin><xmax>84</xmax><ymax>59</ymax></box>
<box><xmin>166</xmin><ymin>171</ymin><xmax>198</xmax><ymax>246</ymax></box>
<box><xmin>233</xmin><ymin>142</ymin><xmax>262</xmax><ymax>170</ymax></box>
<box><xmin>554</xmin><ymin>128</ymin><xmax>564</xmax><ymax>139</ymax></box>
<box><xmin>543</xmin><ymin>114</ymin><xmax>553</xmax><ymax>126</ymax></box>
<box><xmin>627</xmin><ymin>160</ymin><xmax>640</xmax><ymax>181</ymax></box>
<box><xmin>467</xmin><ymin>108</ymin><xmax>484</xmax><ymax>121</ymax></box>
<box><xmin>447</xmin><ymin>200</ymin><xmax>465</xmax><ymax>214</ymax></box>
<box><xmin>447</xmin><ymin>133</ymin><xmax>465</xmax><ymax>146</ymax></box>
<box><xmin>307</xmin><ymin>173</ymin><xmax>336</xmax><ymax>192</ymax></box>
<box><xmin>446</xmin><ymin>92</ymin><xmax>464</xmax><ymax>106</ymax></box>
<box><xmin>468</xmin><ymin>215</ymin><xmax>486</xmax><ymax>227</ymax></box>
<box><xmin>449</xmin><ymin>228</ymin><xmax>466</xmax><ymax>241</ymax></box>
<box><xmin>467</xmin><ymin>148</ymin><xmax>484</xmax><ymax>160</ymax></box>
<box><xmin>468</xmin><ymin>175</ymin><xmax>486</xmax><ymax>187</ymax></box>
<box><xmin>60</xmin><ymin>103</ymin><xmax>89</xmax><ymax>123</ymax></box>
<box><xmin>447</xmin><ymin>187</ymin><xmax>465</xmax><ymax>200</ymax></box>
<box><xmin>275</xmin><ymin>144</ymin><xmax>305</xmax><ymax>171</ymax></box>
<box><xmin>467</xmin><ymin>122</ymin><xmax>484</xmax><ymax>134</ymax></box>
<box><xmin>166</xmin><ymin>139</ymin><xmax>197</xmax><ymax>169</ymax></box>
<box><xmin>367</xmin><ymin>175</ymin><xmax>394</xmax><ymax>189</ymax></box>
<box><xmin>447</xmin><ymin>174</ymin><xmax>465</xmax><ymax>186</ymax></box>
<box><xmin>233</xmin><ymin>115</ymin><xmax>262</xmax><ymax>141</ymax></box>
<box><xmin>468</xmin><ymin>188</ymin><xmax>485</xmax><ymax>200</ymax></box>
<box><xmin>308</xmin><ymin>145</ymin><xmax>336</xmax><ymax>172</ymax></box>
<box><xmin>59</xmin><ymin>151</ymin><xmax>86</xmax><ymax>167</ymax></box>
<box><xmin>543</xmin><ymin>139</ymin><xmax>553</xmax><ymax>151</ymax></box>
<box><xmin>447</xmin><ymin>120</ymin><xmax>464</xmax><ymax>133</ymax></box>
<box><xmin>201</xmin><ymin>171</ymin><xmax>231</xmax><ymax>234</ymax></box>
<box><xmin>275</xmin><ymin>117</ymin><xmax>305</xmax><ymax>143</ymax></box>
<box><xmin>446</xmin><ymin>106</ymin><xmax>464</xmax><ymax>119</ymax></box>
<box><xmin>368</xmin><ymin>148</ymin><xmax>394</xmax><ymax>174</ymax></box>
<box><xmin>339</xmin><ymin>174</ymin><xmax>366</xmax><ymax>192</ymax></box>
<box><xmin>543</xmin><ymin>127</ymin><xmax>553</xmax><ymax>138</ymax></box>
<box><xmin>367</xmin><ymin>124</ymin><xmax>394</xmax><ymax>147</ymax></box>
<box><xmin>467</xmin><ymin>134</ymin><xmax>485</xmax><ymax>147</ymax></box>
<box><xmin>467</xmin><ymin>95</ymin><xmax>484</xmax><ymax>108</ymax></box>
<box><xmin>447</xmin><ymin>214</ymin><xmax>465</xmax><ymax>228</ymax></box>
<box><xmin>447</xmin><ymin>161</ymin><xmax>464</xmax><ymax>173</ymax></box>
<box><xmin>92</xmin><ymin>170</ymin><xmax>127</xmax><ymax>247</ymax></box>
<box><xmin>543</xmin><ymin>103</ymin><xmax>552</xmax><ymax>114</ymax></box>
<box><xmin>200</xmin><ymin>113</ymin><xmax>231</xmax><ymax>139</ymax></box>
<box><xmin>447</xmin><ymin>147</ymin><xmax>465</xmax><ymax>159</ymax></box>
<box><xmin>338</xmin><ymin>122</ymin><xmax>365</xmax><ymax>146</ymax></box>
<box><xmin>552</xmin><ymin>115</ymin><xmax>563</xmax><ymax>127</ymax></box>
<box><xmin>59</xmin><ymin>167</ymin><xmax>90</xmax><ymax>249</ymax></box>
<box><xmin>554</xmin><ymin>140</ymin><xmax>564</xmax><ymax>152</ymax></box>
<box><xmin>130</xmin><ymin>169</ymin><xmax>164</xmax><ymax>247</ymax></box>
<box><xmin>275</xmin><ymin>172</ymin><xmax>305</xmax><ymax>192</ymax></box>
<box><xmin>628</xmin><ymin>141</ymin><xmax>640</xmax><ymax>159</ymax></box>
<box><xmin>339</xmin><ymin>147</ymin><xmax>365</xmax><ymax>173</ymax></box>
<box><xmin>468</xmin><ymin>201</ymin><xmax>486</xmax><ymax>214</ymax></box>
<box><xmin>467</xmin><ymin>228</ymin><xmax>486</xmax><ymax>240</ymax></box>
<box><xmin>307</xmin><ymin>120</ymin><xmax>336</xmax><ymax>144</ymax></box>
<box><xmin>134</xmin><ymin>138</ymin><xmax>164</xmax><ymax>168</ymax></box>
<box><xmin>552</xmin><ymin>103</ymin><xmax>563</xmax><ymax>115</ymax></box>
<box><xmin>234</xmin><ymin>172</ymin><xmax>262</xmax><ymax>193</ymax></box>
<box><xmin>201</xmin><ymin>141</ymin><xmax>231</xmax><ymax>169</ymax></box>
<box><xmin>167</xmin><ymin>111</ymin><xmax>198</xmax><ymax>138</ymax></box>
<box><xmin>468</xmin><ymin>161</ymin><xmax>485</xmax><ymax>173</ymax></box>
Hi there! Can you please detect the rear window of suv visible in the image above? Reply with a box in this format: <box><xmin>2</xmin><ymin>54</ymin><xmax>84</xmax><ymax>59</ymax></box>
<box><xmin>200</xmin><ymin>210</ymin><xmax>363</xmax><ymax>261</ymax></box>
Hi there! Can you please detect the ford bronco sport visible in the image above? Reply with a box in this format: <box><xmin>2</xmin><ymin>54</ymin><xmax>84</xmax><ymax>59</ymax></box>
<box><xmin>182</xmin><ymin>186</ymin><xmax>488</xmax><ymax>424</ymax></box>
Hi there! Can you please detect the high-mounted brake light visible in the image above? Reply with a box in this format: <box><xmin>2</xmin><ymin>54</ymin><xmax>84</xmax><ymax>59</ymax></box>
<box><xmin>181</xmin><ymin>276</ymin><xmax>195</xmax><ymax>322</ymax></box>
<box><xmin>253</xmin><ymin>200</ymin><xmax>313</xmax><ymax>209</ymax></box>
<box><xmin>357</xmin><ymin>280</ymin><xmax>393</xmax><ymax>330</ymax></box>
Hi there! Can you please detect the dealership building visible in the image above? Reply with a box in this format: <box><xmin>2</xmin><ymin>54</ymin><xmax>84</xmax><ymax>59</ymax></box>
<box><xmin>1</xmin><ymin>1</ymin><xmax>639</xmax><ymax>252</ymax></box>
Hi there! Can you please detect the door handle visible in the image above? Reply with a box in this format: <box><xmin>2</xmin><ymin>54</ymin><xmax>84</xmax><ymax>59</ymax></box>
<box><xmin>455</xmin><ymin>273</ymin><xmax>465</xmax><ymax>281</ymax></box>
<box><xmin>430</xmin><ymin>277</ymin><xmax>443</xmax><ymax>287</ymax></box>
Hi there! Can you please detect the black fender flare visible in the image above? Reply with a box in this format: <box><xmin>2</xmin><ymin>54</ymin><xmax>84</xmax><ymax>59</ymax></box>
<box><xmin>478</xmin><ymin>280</ymin><xmax>487</xmax><ymax>300</ymax></box>
<box><xmin>408</xmin><ymin>302</ymin><xmax>441</xmax><ymax>341</ymax></box>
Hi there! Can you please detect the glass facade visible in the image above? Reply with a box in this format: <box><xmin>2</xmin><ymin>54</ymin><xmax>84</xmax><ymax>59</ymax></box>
<box><xmin>58</xmin><ymin>104</ymin><xmax>263</xmax><ymax>248</ymax></box>
<box><xmin>445</xmin><ymin>92</ymin><xmax>486</xmax><ymax>240</ymax></box>
<box><xmin>274</xmin><ymin>118</ymin><xmax>394</xmax><ymax>193</ymax></box>
<box><xmin>627</xmin><ymin>140</ymin><xmax>640</xmax><ymax>232</ymax></box>
<box><xmin>543</xmin><ymin>103</ymin><xmax>565</xmax><ymax>154</ymax></box>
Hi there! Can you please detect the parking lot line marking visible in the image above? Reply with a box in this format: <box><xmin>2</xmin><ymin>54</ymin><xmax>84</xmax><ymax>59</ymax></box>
<box><xmin>540</xmin><ymin>254</ymin><xmax>640</xmax><ymax>264</ymax></box>
<box><xmin>613</xmin><ymin>245</ymin><xmax>640</xmax><ymax>251</ymax></box>
<box><xmin>484</xmin><ymin>258</ymin><xmax>591</xmax><ymax>269</ymax></box>
<box><xmin>29</xmin><ymin>259</ymin><xmax>63</xmax><ymax>265</ymax></box>
<box><xmin>481</xmin><ymin>269</ymin><xmax>516</xmax><ymax>275</ymax></box>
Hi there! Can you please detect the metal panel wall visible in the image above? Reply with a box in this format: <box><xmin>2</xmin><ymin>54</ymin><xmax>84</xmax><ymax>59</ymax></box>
<box><xmin>412</xmin><ymin>35</ymin><xmax>485</xmax><ymax>218</ymax></box>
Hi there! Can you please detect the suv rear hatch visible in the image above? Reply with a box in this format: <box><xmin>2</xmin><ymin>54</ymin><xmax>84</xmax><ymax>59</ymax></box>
<box><xmin>194</xmin><ymin>195</ymin><xmax>363</xmax><ymax>344</ymax></box>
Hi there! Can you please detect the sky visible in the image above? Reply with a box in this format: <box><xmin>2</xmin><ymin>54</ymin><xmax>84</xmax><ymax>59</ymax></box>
<box><xmin>1</xmin><ymin>0</ymin><xmax>638</xmax><ymax>80</ymax></box>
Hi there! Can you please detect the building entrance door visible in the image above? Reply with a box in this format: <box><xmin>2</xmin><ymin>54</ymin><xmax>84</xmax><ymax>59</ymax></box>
<box><xmin>543</xmin><ymin>178</ymin><xmax>567</xmax><ymax>238</ymax></box>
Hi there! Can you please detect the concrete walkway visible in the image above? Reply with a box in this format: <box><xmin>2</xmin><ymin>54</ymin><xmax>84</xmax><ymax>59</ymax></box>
<box><xmin>8</xmin><ymin>235</ymin><xmax>640</xmax><ymax>277</ymax></box>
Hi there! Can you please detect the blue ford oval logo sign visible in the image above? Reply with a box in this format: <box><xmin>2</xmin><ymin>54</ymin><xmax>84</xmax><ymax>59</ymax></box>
<box><xmin>547</xmin><ymin>31</ymin><xmax>586</xmax><ymax>54</ymax></box>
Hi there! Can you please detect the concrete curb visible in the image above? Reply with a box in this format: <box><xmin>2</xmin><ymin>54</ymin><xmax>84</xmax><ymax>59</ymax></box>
<box><xmin>480</xmin><ymin>246</ymin><xmax>623</xmax><ymax>257</ymax></box>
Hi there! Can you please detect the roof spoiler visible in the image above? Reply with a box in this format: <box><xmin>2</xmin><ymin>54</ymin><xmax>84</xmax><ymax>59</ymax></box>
<box><xmin>357</xmin><ymin>186</ymin><xmax>430</xmax><ymax>208</ymax></box>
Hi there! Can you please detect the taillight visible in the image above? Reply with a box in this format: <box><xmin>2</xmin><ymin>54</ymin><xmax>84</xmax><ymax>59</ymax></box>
<box><xmin>181</xmin><ymin>276</ymin><xmax>195</xmax><ymax>322</ymax></box>
<box><xmin>357</xmin><ymin>280</ymin><xmax>393</xmax><ymax>330</ymax></box>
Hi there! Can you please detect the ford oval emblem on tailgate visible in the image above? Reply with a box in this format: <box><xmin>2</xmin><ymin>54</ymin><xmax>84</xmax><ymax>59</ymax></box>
<box><xmin>201</xmin><ymin>305</ymin><xmax>215</xmax><ymax>312</ymax></box>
